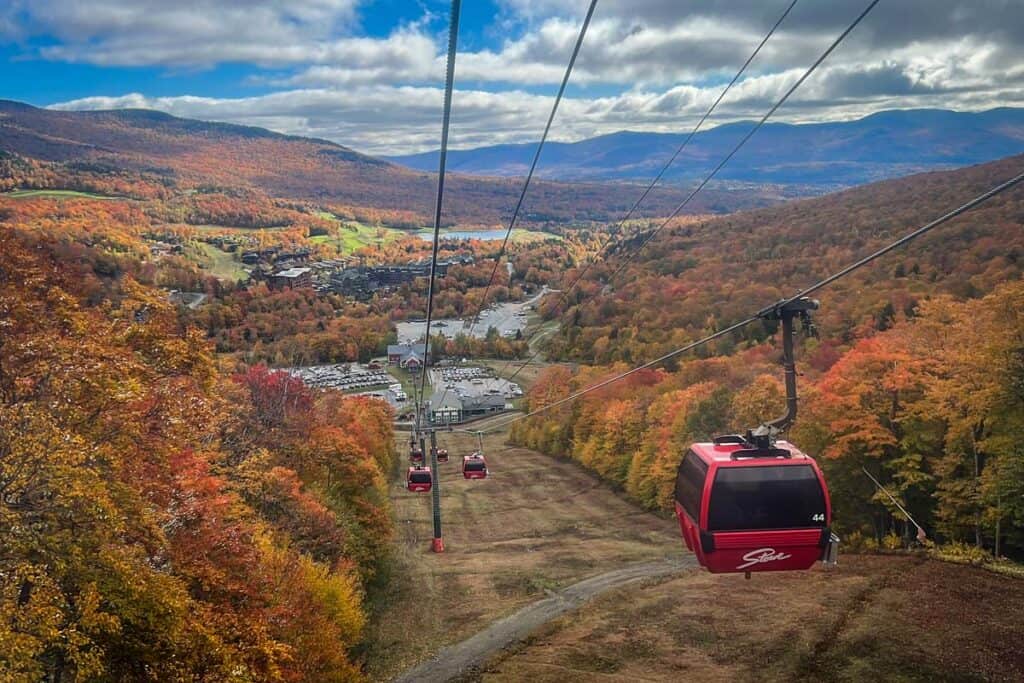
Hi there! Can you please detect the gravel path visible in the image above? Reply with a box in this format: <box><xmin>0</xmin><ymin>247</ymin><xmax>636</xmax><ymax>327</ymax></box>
<box><xmin>392</xmin><ymin>556</ymin><xmax>691</xmax><ymax>682</ymax></box>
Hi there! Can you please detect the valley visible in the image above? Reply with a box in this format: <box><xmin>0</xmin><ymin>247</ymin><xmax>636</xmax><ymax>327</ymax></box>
<box><xmin>0</xmin><ymin>100</ymin><xmax>786</xmax><ymax>225</ymax></box>
<box><xmin>2</xmin><ymin>33</ymin><xmax>1024</xmax><ymax>680</ymax></box>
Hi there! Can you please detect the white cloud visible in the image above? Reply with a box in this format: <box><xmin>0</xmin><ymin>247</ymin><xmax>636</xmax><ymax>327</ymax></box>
<box><xmin>4</xmin><ymin>0</ymin><xmax>360</xmax><ymax>66</ymax></box>
<box><xmin>49</xmin><ymin>52</ymin><xmax>1024</xmax><ymax>157</ymax></box>
<box><xmin>11</xmin><ymin>0</ymin><xmax>1024</xmax><ymax>154</ymax></box>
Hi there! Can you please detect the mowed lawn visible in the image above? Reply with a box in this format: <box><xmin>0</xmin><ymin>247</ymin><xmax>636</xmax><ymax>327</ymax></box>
<box><xmin>310</xmin><ymin>213</ymin><xmax>407</xmax><ymax>253</ymax></box>
<box><xmin>477</xmin><ymin>554</ymin><xmax>1024</xmax><ymax>682</ymax></box>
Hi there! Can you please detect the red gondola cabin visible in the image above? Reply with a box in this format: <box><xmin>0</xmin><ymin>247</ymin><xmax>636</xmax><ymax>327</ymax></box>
<box><xmin>437</xmin><ymin>448</ymin><xmax>449</xmax><ymax>464</ymax></box>
<box><xmin>674</xmin><ymin>437</ymin><xmax>834</xmax><ymax>574</ymax></box>
<box><xmin>407</xmin><ymin>466</ymin><xmax>432</xmax><ymax>492</ymax></box>
<box><xmin>410</xmin><ymin>447</ymin><xmax>424</xmax><ymax>464</ymax></box>
<box><xmin>462</xmin><ymin>453</ymin><xmax>487</xmax><ymax>479</ymax></box>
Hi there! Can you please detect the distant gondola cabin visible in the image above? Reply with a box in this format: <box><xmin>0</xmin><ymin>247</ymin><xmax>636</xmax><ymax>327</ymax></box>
<box><xmin>407</xmin><ymin>466</ymin><xmax>432</xmax><ymax>493</ymax></box>
<box><xmin>462</xmin><ymin>453</ymin><xmax>488</xmax><ymax>479</ymax></box>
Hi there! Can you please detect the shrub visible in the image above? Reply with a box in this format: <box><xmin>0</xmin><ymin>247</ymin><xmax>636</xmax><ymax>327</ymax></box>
<box><xmin>882</xmin><ymin>532</ymin><xmax>903</xmax><ymax>550</ymax></box>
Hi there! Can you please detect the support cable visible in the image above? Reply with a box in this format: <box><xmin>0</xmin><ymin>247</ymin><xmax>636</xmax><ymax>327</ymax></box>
<box><xmin>550</xmin><ymin>0</ymin><xmax>801</xmax><ymax>315</ymax></box>
<box><xmin>483</xmin><ymin>0</ymin><xmax>775</xmax><ymax>350</ymax></box>
<box><xmin>480</xmin><ymin>168</ymin><xmax>1024</xmax><ymax>433</ymax></box>
<box><xmin>603</xmin><ymin>0</ymin><xmax>882</xmax><ymax>286</ymax></box>
<box><xmin>415</xmin><ymin>0</ymin><xmax>462</xmax><ymax>429</ymax></box>
<box><xmin>436</xmin><ymin>0</ymin><xmax>599</xmax><ymax>411</ymax></box>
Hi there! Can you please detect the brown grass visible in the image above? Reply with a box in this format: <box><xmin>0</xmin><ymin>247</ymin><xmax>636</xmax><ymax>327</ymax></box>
<box><xmin>363</xmin><ymin>423</ymin><xmax>678</xmax><ymax>681</ymax></box>
<box><xmin>477</xmin><ymin>554</ymin><xmax>1024</xmax><ymax>682</ymax></box>
<box><xmin>364</xmin><ymin>417</ymin><xmax>1024</xmax><ymax>682</ymax></box>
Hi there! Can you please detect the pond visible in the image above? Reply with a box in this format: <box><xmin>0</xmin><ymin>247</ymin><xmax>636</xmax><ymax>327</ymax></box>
<box><xmin>415</xmin><ymin>230</ymin><xmax>507</xmax><ymax>241</ymax></box>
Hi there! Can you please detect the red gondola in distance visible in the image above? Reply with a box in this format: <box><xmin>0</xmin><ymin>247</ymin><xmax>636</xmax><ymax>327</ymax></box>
<box><xmin>674</xmin><ymin>438</ymin><xmax>834</xmax><ymax>574</ymax></box>
<box><xmin>407</xmin><ymin>466</ymin><xmax>432</xmax><ymax>493</ymax></box>
<box><xmin>462</xmin><ymin>452</ymin><xmax>487</xmax><ymax>479</ymax></box>
<box><xmin>436</xmin><ymin>448</ymin><xmax>450</xmax><ymax>463</ymax></box>
<box><xmin>410</xmin><ymin>447</ymin><xmax>424</xmax><ymax>464</ymax></box>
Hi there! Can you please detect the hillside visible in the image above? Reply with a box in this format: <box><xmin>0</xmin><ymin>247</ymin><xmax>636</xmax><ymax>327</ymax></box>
<box><xmin>375</xmin><ymin>419</ymin><xmax>1024</xmax><ymax>683</ymax></box>
<box><xmin>510</xmin><ymin>153</ymin><xmax>1024</xmax><ymax>568</ymax></box>
<box><xmin>389</xmin><ymin>108</ymin><xmax>1024</xmax><ymax>187</ymax></box>
<box><xmin>0</xmin><ymin>100</ymin><xmax>786</xmax><ymax>225</ymax></box>
<box><xmin>478</xmin><ymin>555</ymin><xmax>1024</xmax><ymax>682</ymax></box>
<box><xmin>0</xmin><ymin>222</ymin><xmax>399</xmax><ymax>679</ymax></box>
<box><xmin>541</xmin><ymin>152</ymin><xmax>1024</xmax><ymax>365</ymax></box>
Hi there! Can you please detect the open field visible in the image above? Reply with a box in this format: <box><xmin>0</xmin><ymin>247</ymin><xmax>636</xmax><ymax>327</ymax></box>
<box><xmin>475</xmin><ymin>554</ymin><xmax>1024</xmax><ymax>682</ymax></box>
<box><xmin>367</xmin><ymin>416</ymin><xmax>1024</xmax><ymax>683</ymax></box>
<box><xmin>3</xmin><ymin>188</ymin><xmax>121</xmax><ymax>200</ymax></box>
<box><xmin>188</xmin><ymin>223</ymin><xmax>292</xmax><ymax>233</ymax></box>
<box><xmin>311</xmin><ymin>213</ymin><xmax>407</xmax><ymax>253</ymax></box>
<box><xmin>363</xmin><ymin>418</ymin><xmax>680</xmax><ymax>681</ymax></box>
<box><xmin>191</xmin><ymin>241</ymin><xmax>249</xmax><ymax>281</ymax></box>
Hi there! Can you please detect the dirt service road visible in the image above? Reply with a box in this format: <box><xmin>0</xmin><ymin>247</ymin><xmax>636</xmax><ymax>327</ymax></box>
<box><xmin>365</xmin><ymin>415</ymin><xmax>688</xmax><ymax>681</ymax></box>
<box><xmin>394</xmin><ymin>557</ymin><xmax>688</xmax><ymax>683</ymax></box>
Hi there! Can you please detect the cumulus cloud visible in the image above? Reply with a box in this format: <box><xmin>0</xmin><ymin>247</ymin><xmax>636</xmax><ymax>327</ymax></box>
<box><xmin>10</xmin><ymin>0</ymin><xmax>1024</xmax><ymax>154</ymax></box>
<box><xmin>2</xmin><ymin>0</ymin><xmax>360</xmax><ymax>66</ymax></box>
<box><xmin>50</xmin><ymin>52</ymin><xmax>1024</xmax><ymax>156</ymax></box>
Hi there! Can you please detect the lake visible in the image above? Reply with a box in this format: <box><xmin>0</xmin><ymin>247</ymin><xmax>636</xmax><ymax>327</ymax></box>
<box><xmin>416</xmin><ymin>230</ymin><xmax>507</xmax><ymax>241</ymax></box>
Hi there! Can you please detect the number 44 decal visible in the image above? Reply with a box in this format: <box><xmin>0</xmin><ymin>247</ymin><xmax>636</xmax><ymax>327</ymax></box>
<box><xmin>812</xmin><ymin>513</ymin><xmax>825</xmax><ymax>521</ymax></box>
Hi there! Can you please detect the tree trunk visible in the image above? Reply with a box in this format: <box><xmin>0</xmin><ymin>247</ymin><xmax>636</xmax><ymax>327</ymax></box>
<box><xmin>972</xmin><ymin>430</ymin><xmax>983</xmax><ymax>549</ymax></box>
<box><xmin>995</xmin><ymin>484</ymin><xmax>1002</xmax><ymax>558</ymax></box>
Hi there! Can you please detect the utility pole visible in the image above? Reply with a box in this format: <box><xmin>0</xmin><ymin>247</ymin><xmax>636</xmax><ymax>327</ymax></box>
<box><xmin>429</xmin><ymin>429</ymin><xmax>444</xmax><ymax>553</ymax></box>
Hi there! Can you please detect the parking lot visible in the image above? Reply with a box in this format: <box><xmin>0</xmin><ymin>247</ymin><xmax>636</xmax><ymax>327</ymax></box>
<box><xmin>438</xmin><ymin>366</ymin><xmax>491</xmax><ymax>382</ymax></box>
<box><xmin>284</xmin><ymin>362</ymin><xmax>414</xmax><ymax>411</ymax></box>
<box><xmin>285</xmin><ymin>363</ymin><xmax>391</xmax><ymax>391</ymax></box>
<box><xmin>395</xmin><ymin>287</ymin><xmax>551</xmax><ymax>344</ymax></box>
<box><xmin>430</xmin><ymin>367</ymin><xmax>523</xmax><ymax>401</ymax></box>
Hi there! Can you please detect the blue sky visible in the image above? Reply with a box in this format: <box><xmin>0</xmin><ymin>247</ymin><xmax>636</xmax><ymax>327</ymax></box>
<box><xmin>1</xmin><ymin>1</ymin><xmax>1021</xmax><ymax>155</ymax></box>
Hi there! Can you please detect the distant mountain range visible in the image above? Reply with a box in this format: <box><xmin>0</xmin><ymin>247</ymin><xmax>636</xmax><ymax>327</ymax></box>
<box><xmin>388</xmin><ymin>108</ymin><xmax>1024</xmax><ymax>187</ymax></box>
<box><xmin>0</xmin><ymin>99</ymin><xmax>794</xmax><ymax>224</ymax></box>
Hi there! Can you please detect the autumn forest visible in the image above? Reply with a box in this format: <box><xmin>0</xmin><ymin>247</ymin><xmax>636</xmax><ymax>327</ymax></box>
<box><xmin>1</xmin><ymin>98</ymin><xmax>1023</xmax><ymax>682</ymax></box>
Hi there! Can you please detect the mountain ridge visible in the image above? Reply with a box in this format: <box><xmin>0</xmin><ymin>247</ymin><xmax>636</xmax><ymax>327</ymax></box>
<box><xmin>387</xmin><ymin>108</ymin><xmax>1024</xmax><ymax>187</ymax></box>
<box><xmin>0</xmin><ymin>99</ymin><xmax>790</xmax><ymax>224</ymax></box>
